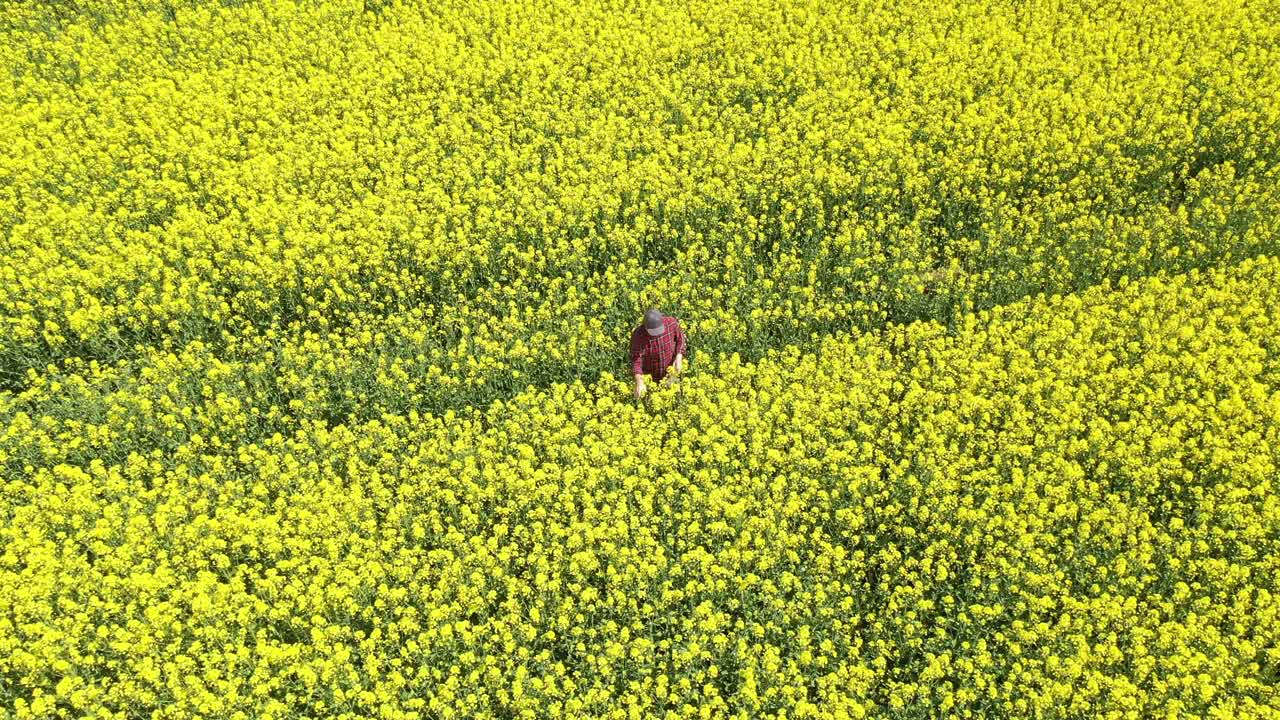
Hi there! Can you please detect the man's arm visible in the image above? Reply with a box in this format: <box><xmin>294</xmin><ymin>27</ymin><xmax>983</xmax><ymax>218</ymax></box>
<box><xmin>673</xmin><ymin>320</ymin><xmax>687</xmax><ymax>374</ymax></box>
<box><xmin>630</xmin><ymin>329</ymin><xmax>646</xmax><ymax>398</ymax></box>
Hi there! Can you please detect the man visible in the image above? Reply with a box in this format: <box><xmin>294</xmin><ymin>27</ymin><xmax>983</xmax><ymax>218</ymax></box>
<box><xmin>630</xmin><ymin>308</ymin><xmax>686</xmax><ymax>399</ymax></box>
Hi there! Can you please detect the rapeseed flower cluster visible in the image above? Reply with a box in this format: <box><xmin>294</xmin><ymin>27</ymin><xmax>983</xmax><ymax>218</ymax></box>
<box><xmin>2</xmin><ymin>0</ymin><xmax>1279</xmax><ymax>411</ymax></box>
<box><xmin>4</xmin><ymin>258</ymin><xmax>1279</xmax><ymax>717</ymax></box>
<box><xmin>3</xmin><ymin>0</ymin><xmax>1280</xmax><ymax>717</ymax></box>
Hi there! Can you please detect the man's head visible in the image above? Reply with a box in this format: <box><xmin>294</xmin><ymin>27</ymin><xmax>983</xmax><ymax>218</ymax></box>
<box><xmin>643</xmin><ymin>308</ymin><xmax>665</xmax><ymax>336</ymax></box>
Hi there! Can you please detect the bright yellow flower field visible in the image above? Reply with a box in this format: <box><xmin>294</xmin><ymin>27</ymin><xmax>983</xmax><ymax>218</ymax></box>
<box><xmin>2</xmin><ymin>0</ymin><xmax>1279</xmax><ymax>718</ymax></box>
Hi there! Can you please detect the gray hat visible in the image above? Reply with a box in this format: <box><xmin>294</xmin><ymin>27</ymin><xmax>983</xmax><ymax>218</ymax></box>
<box><xmin>643</xmin><ymin>308</ymin><xmax>665</xmax><ymax>335</ymax></box>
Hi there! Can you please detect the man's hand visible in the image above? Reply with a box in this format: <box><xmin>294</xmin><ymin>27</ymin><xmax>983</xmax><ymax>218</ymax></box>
<box><xmin>660</xmin><ymin>353</ymin><xmax>685</xmax><ymax>386</ymax></box>
<box><xmin>634</xmin><ymin>373</ymin><xmax>646</xmax><ymax>400</ymax></box>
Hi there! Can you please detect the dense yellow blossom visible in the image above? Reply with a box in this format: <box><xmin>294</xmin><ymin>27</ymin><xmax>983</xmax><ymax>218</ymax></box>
<box><xmin>4</xmin><ymin>258</ymin><xmax>1280</xmax><ymax>718</ymax></box>
<box><xmin>2</xmin><ymin>0</ymin><xmax>1280</xmax><ymax>718</ymax></box>
<box><xmin>2</xmin><ymin>0</ymin><xmax>1279</xmax><ymax>409</ymax></box>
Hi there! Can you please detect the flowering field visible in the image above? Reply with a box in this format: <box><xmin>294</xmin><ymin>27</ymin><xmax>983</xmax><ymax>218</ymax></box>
<box><xmin>2</xmin><ymin>0</ymin><xmax>1280</xmax><ymax>718</ymax></box>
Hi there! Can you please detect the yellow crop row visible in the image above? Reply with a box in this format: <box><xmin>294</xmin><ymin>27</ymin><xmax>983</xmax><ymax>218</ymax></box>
<box><xmin>2</xmin><ymin>0</ymin><xmax>1279</xmax><ymax>407</ymax></box>
<box><xmin>3</xmin><ymin>0</ymin><xmax>1280</xmax><ymax>717</ymax></box>
<box><xmin>3</xmin><ymin>257</ymin><xmax>1278</xmax><ymax>718</ymax></box>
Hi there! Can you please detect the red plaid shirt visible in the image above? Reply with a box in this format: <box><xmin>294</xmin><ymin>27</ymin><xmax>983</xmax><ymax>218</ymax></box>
<box><xmin>630</xmin><ymin>316</ymin><xmax>686</xmax><ymax>381</ymax></box>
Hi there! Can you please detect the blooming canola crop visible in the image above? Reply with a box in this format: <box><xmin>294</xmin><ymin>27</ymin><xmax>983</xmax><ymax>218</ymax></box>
<box><xmin>2</xmin><ymin>0</ymin><xmax>1279</xmax><ymax>410</ymax></box>
<box><xmin>5</xmin><ymin>258</ymin><xmax>1280</xmax><ymax>717</ymax></box>
<box><xmin>2</xmin><ymin>0</ymin><xmax>1280</xmax><ymax>718</ymax></box>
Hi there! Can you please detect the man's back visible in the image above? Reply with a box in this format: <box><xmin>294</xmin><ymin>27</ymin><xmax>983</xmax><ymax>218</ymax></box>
<box><xmin>630</xmin><ymin>311</ymin><xmax>686</xmax><ymax>397</ymax></box>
